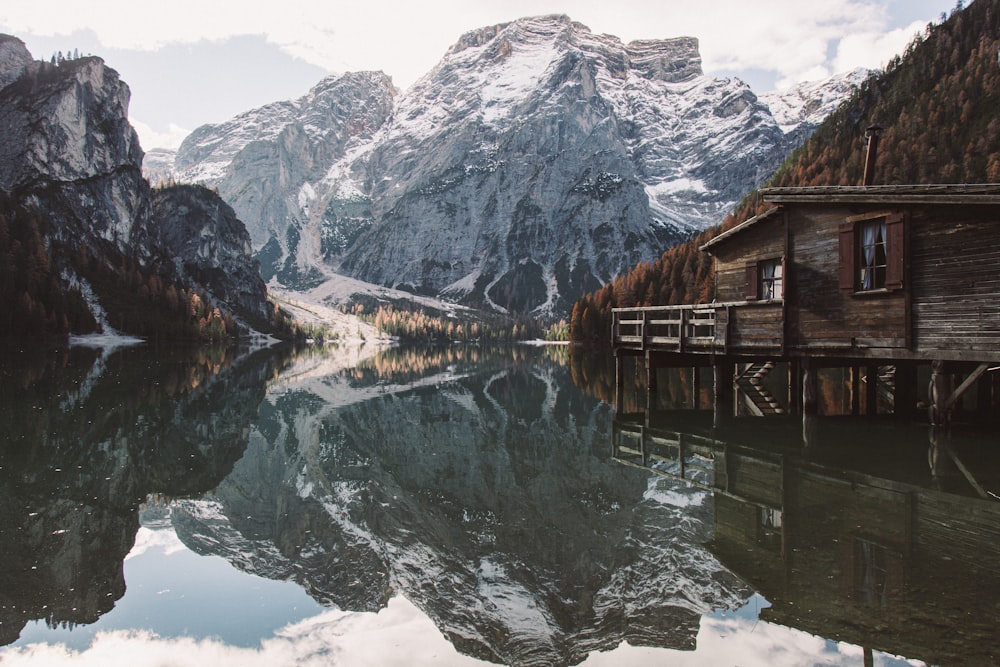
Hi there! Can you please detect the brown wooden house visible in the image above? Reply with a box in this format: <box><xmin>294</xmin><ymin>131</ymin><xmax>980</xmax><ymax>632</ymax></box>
<box><xmin>612</xmin><ymin>184</ymin><xmax>1000</xmax><ymax>423</ymax></box>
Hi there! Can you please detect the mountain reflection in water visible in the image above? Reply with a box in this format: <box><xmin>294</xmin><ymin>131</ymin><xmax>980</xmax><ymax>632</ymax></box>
<box><xmin>0</xmin><ymin>343</ymin><xmax>996</xmax><ymax>665</ymax></box>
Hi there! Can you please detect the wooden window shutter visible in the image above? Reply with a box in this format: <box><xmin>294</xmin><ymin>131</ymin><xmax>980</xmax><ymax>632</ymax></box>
<box><xmin>745</xmin><ymin>262</ymin><xmax>759</xmax><ymax>300</ymax></box>
<box><xmin>780</xmin><ymin>255</ymin><xmax>786</xmax><ymax>299</ymax></box>
<box><xmin>838</xmin><ymin>222</ymin><xmax>855</xmax><ymax>291</ymax></box>
<box><xmin>885</xmin><ymin>212</ymin><xmax>905</xmax><ymax>290</ymax></box>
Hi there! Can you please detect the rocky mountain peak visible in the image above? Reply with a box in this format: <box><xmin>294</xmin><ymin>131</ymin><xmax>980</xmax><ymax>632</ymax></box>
<box><xmin>0</xmin><ymin>39</ymin><xmax>277</xmax><ymax>340</ymax></box>
<box><xmin>447</xmin><ymin>15</ymin><xmax>576</xmax><ymax>55</ymax></box>
<box><xmin>0</xmin><ymin>54</ymin><xmax>141</xmax><ymax>185</ymax></box>
<box><xmin>627</xmin><ymin>36</ymin><xmax>702</xmax><ymax>82</ymax></box>
<box><xmin>0</xmin><ymin>34</ymin><xmax>32</xmax><ymax>90</ymax></box>
<box><xmin>169</xmin><ymin>16</ymin><xmax>862</xmax><ymax>317</ymax></box>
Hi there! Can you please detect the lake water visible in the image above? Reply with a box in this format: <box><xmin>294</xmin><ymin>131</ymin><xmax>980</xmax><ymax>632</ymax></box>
<box><xmin>1</xmin><ymin>343</ymin><xmax>997</xmax><ymax>666</ymax></box>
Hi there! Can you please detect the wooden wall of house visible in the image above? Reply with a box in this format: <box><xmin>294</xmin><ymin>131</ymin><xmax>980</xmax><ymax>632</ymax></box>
<box><xmin>786</xmin><ymin>206</ymin><xmax>908</xmax><ymax>351</ymax></box>
<box><xmin>708</xmin><ymin>199</ymin><xmax>1000</xmax><ymax>359</ymax></box>
<box><xmin>728</xmin><ymin>303</ymin><xmax>784</xmax><ymax>349</ymax></box>
<box><xmin>712</xmin><ymin>216</ymin><xmax>785</xmax><ymax>303</ymax></box>
<box><xmin>910</xmin><ymin>206</ymin><xmax>1000</xmax><ymax>357</ymax></box>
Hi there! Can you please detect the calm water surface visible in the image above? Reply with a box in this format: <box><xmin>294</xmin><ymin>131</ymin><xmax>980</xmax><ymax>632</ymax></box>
<box><xmin>0</xmin><ymin>343</ymin><xmax>997</xmax><ymax>666</ymax></box>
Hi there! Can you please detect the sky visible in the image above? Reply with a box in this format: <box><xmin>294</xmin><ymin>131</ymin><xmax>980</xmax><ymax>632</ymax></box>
<box><xmin>0</xmin><ymin>0</ymin><xmax>963</xmax><ymax>151</ymax></box>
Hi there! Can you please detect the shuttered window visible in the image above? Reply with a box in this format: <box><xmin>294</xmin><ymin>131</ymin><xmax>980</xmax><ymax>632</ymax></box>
<box><xmin>859</xmin><ymin>219</ymin><xmax>887</xmax><ymax>290</ymax></box>
<box><xmin>884</xmin><ymin>213</ymin><xmax>905</xmax><ymax>289</ymax></box>
<box><xmin>746</xmin><ymin>258</ymin><xmax>783</xmax><ymax>300</ymax></box>
<box><xmin>760</xmin><ymin>258</ymin><xmax>783</xmax><ymax>299</ymax></box>
<box><xmin>839</xmin><ymin>223</ymin><xmax>855</xmax><ymax>290</ymax></box>
<box><xmin>840</xmin><ymin>213</ymin><xmax>905</xmax><ymax>292</ymax></box>
<box><xmin>745</xmin><ymin>262</ymin><xmax>759</xmax><ymax>300</ymax></box>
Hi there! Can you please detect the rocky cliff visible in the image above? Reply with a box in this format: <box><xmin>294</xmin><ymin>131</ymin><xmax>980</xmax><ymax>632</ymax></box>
<box><xmin>151</xmin><ymin>184</ymin><xmax>270</xmax><ymax>325</ymax></box>
<box><xmin>174</xmin><ymin>71</ymin><xmax>397</xmax><ymax>289</ymax></box>
<box><xmin>0</xmin><ymin>35</ymin><xmax>275</xmax><ymax>341</ymax></box>
<box><xmin>0</xmin><ymin>36</ymin><xmax>152</xmax><ymax>255</ymax></box>
<box><xmin>170</xmin><ymin>15</ymin><xmax>861</xmax><ymax>316</ymax></box>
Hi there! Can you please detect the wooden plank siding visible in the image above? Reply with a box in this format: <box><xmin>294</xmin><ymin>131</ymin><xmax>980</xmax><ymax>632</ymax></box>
<box><xmin>711</xmin><ymin>213</ymin><xmax>785</xmax><ymax>303</ymax></box>
<box><xmin>786</xmin><ymin>206</ymin><xmax>908</xmax><ymax>351</ymax></box>
<box><xmin>728</xmin><ymin>302</ymin><xmax>783</xmax><ymax>349</ymax></box>
<box><xmin>910</xmin><ymin>206</ymin><xmax>1000</xmax><ymax>354</ymax></box>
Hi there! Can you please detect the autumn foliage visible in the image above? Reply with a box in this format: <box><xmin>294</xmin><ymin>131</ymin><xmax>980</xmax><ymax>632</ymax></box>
<box><xmin>570</xmin><ymin>0</ymin><xmax>1000</xmax><ymax>345</ymax></box>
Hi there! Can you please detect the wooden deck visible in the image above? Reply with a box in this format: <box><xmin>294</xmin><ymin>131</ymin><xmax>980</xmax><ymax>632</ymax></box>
<box><xmin>613</xmin><ymin>301</ymin><xmax>784</xmax><ymax>355</ymax></box>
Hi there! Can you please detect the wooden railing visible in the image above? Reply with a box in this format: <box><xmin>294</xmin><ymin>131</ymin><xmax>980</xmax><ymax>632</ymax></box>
<box><xmin>612</xmin><ymin>420</ymin><xmax>718</xmax><ymax>490</ymax></box>
<box><xmin>612</xmin><ymin>301</ymin><xmax>784</xmax><ymax>353</ymax></box>
<box><xmin>612</xmin><ymin>304</ymin><xmax>723</xmax><ymax>352</ymax></box>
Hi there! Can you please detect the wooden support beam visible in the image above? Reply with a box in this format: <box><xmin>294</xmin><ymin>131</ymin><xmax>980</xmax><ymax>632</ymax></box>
<box><xmin>714</xmin><ymin>361</ymin><xmax>735</xmax><ymax>428</ymax></box>
<box><xmin>851</xmin><ymin>366</ymin><xmax>861</xmax><ymax>416</ymax></box>
<box><xmin>866</xmin><ymin>364</ymin><xmax>879</xmax><ymax>415</ymax></box>
<box><xmin>802</xmin><ymin>359</ymin><xmax>818</xmax><ymax>416</ymax></box>
<box><xmin>646</xmin><ymin>350</ymin><xmax>658</xmax><ymax>393</ymax></box>
<box><xmin>943</xmin><ymin>362</ymin><xmax>990</xmax><ymax>412</ymax></box>
<box><xmin>615</xmin><ymin>351</ymin><xmax>625</xmax><ymax>416</ymax></box>
<box><xmin>929</xmin><ymin>360</ymin><xmax>952</xmax><ymax>426</ymax></box>
<box><xmin>692</xmin><ymin>367</ymin><xmax>701</xmax><ymax>410</ymax></box>
<box><xmin>787</xmin><ymin>360</ymin><xmax>801</xmax><ymax>415</ymax></box>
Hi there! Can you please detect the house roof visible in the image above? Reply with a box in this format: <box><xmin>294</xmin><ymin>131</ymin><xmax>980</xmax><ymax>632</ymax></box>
<box><xmin>699</xmin><ymin>206</ymin><xmax>782</xmax><ymax>253</ymax></box>
<box><xmin>760</xmin><ymin>183</ymin><xmax>1000</xmax><ymax>205</ymax></box>
<box><xmin>700</xmin><ymin>184</ymin><xmax>1000</xmax><ymax>253</ymax></box>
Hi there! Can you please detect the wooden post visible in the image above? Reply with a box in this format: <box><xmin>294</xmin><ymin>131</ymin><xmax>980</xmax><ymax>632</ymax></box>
<box><xmin>714</xmin><ymin>360</ymin><xmax>735</xmax><ymax>428</ymax></box>
<box><xmin>895</xmin><ymin>362</ymin><xmax>917</xmax><ymax>422</ymax></box>
<box><xmin>646</xmin><ymin>350</ymin><xmax>658</xmax><ymax>393</ymax></box>
<box><xmin>928</xmin><ymin>359</ymin><xmax>951</xmax><ymax>426</ymax></box>
<box><xmin>802</xmin><ymin>359</ymin><xmax>818</xmax><ymax>416</ymax></box>
<box><xmin>615</xmin><ymin>351</ymin><xmax>625</xmax><ymax>416</ymax></box>
<box><xmin>692</xmin><ymin>366</ymin><xmax>701</xmax><ymax>410</ymax></box>
<box><xmin>850</xmin><ymin>366</ymin><xmax>861</xmax><ymax>416</ymax></box>
<box><xmin>866</xmin><ymin>364</ymin><xmax>879</xmax><ymax>415</ymax></box>
<box><xmin>678</xmin><ymin>308</ymin><xmax>686</xmax><ymax>353</ymax></box>
<box><xmin>787</xmin><ymin>360</ymin><xmax>801</xmax><ymax>415</ymax></box>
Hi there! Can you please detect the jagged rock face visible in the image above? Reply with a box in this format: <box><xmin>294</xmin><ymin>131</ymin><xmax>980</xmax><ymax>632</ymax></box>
<box><xmin>0</xmin><ymin>34</ymin><xmax>32</xmax><ymax>89</ymax></box>
<box><xmin>151</xmin><ymin>184</ymin><xmax>270</xmax><ymax>323</ymax></box>
<box><xmin>0</xmin><ymin>46</ymin><xmax>151</xmax><ymax>253</ymax></box>
<box><xmin>142</xmin><ymin>147</ymin><xmax>176</xmax><ymax>185</ymax></box>
<box><xmin>174</xmin><ymin>71</ymin><xmax>397</xmax><ymax>288</ymax></box>
<box><xmin>172</xmin><ymin>15</ymin><xmax>857</xmax><ymax>316</ymax></box>
<box><xmin>0</xmin><ymin>37</ymin><xmax>275</xmax><ymax>336</ymax></box>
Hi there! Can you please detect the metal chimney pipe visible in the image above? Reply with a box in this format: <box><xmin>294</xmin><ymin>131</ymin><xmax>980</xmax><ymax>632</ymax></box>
<box><xmin>863</xmin><ymin>124</ymin><xmax>884</xmax><ymax>186</ymax></box>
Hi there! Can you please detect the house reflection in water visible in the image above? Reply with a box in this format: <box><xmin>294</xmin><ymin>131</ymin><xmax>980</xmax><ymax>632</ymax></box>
<box><xmin>612</xmin><ymin>412</ymin><xmax>1000</xmax><ymax>666</ymax></box>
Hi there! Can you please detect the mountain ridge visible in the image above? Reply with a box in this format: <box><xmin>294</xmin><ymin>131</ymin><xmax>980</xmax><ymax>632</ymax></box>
<box><xmin>164</xmin><ymin>15</ymin><xmax>862</xmax><ymax>317</ymax></box>
<box><xmin>0</xmin><ymin>34</ymin><xmax>278</xmax><ymax>343</ymax></box>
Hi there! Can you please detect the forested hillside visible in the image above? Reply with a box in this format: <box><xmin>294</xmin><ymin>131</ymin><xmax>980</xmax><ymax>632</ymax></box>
<box><xmin>570</xmin><ymin>0</ymin><xmax>1000</xmax><ymax>344</ymax></box>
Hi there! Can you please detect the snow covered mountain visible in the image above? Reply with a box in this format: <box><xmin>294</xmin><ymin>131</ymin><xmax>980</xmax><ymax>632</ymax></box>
<box><xmin>168</xmin><ymin>15</ymin><xmax>862</xmax><ymax>316</ymax></box>
<box><xmin>759</xmin><ymin>67</ymin><xmax>869</xmax><ymax>141</ymax></box>
<box><xmin>170</xmin><ymin>348</ymin><xmax>750</xmax><ymax>665</ymax></box>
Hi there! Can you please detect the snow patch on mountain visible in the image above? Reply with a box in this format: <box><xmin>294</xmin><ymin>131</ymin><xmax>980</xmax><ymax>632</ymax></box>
<box><xmin>165</xmin><ymin>16</ymin><xmax>863</xmax><ymax>317</ymax></box>
<box><xmin>760</xmin><ymin>67</ymin><xmax>869</xmax><ymax>135</ymax></box>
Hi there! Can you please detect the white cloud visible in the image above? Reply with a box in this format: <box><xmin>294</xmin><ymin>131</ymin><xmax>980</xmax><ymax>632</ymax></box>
<box><xmin>0</xmin><ymin>597</ymin><xmax>491</xmax><ymax>667</ymax></box>
<box><xmin>129</xmin><ymin>119</ymin><xmax>191</xmax><ymax>151</ymax></box>
<box><xmin>1</xmin><ymin>1</ymin><xmax>950</xmax><ymax>92</ymax></box>
<box><xmin>834</xmin><ymin>19</ymin><xmax>930</xmax><ymax>73</ymax></box>
<box><xmin>124</xmin><ymin>526</ymin><xmax>187</xmax><ymax>560</ymax></box>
